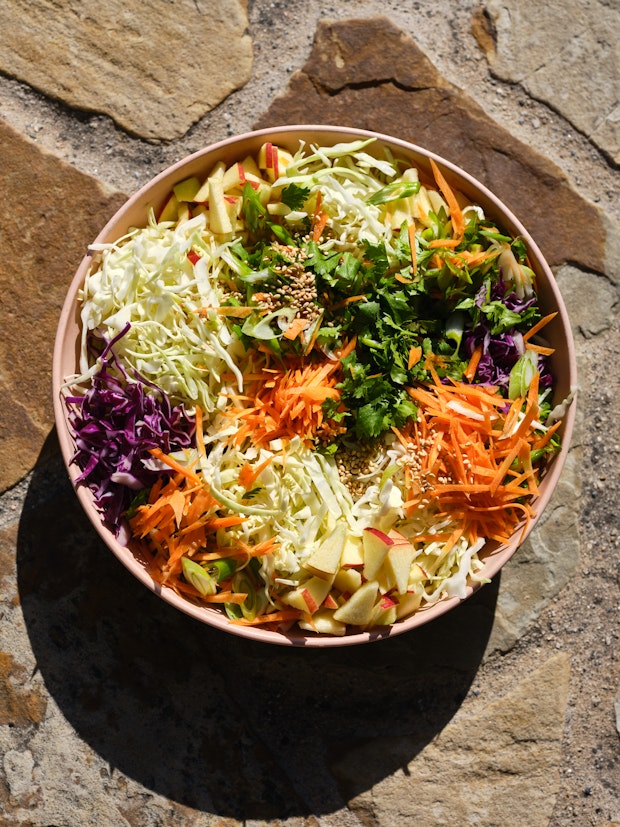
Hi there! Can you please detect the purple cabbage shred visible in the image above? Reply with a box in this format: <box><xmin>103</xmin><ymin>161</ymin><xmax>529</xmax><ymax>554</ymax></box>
<box><xmin>65</xmin><ymin>328</ymin><xmax>195</xmax><ymax>537</ymax></box>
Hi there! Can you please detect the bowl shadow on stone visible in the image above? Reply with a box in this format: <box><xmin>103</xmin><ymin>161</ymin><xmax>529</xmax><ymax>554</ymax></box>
<box><xmin>18</xmin><ymin>432</ymin><xmax>499</xmax><ymax>819</ymax></box>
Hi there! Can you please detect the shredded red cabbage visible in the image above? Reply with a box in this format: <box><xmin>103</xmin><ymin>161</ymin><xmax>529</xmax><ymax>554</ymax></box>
<box><xmin>464</xmin><ymin>277</ymin><xmax>554</xmax><ymax>390</ymax></box>
<box><xmin>65</xmin><ymin>326</ymin><xmax>195</xmax><ymax>537</ymax></box>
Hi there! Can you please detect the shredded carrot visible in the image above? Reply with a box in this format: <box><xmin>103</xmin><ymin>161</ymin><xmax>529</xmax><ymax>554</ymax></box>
<box><xmin>429</xmin><ymin>158</ymin><xmax>465</xmax><ymax>240</ymax></box>
<box><xmin>149</xmin><ymin>447</ymin><xmax>200</xmax><ymax>483</ymax></box>
<box><xmin>525</xmin><ymin>342</ymin><xmax>555</xmax><ymax>356</ymax></box>
<box><xmin>464</xmin><ymin>345</ymin><xmax>483</xmax><ymax>383</ymax></box>
<box><xmin>227</xmin><ymin>340</ymin><xmax>355</xmax><ymax>448</ymax></box>
<box><xmin>522</xmin><ymin>311</ymin><xmax>558</xmax><ymax>342</ymax></box>
<box><xmin>282</xmin><ymin>316</ymin><xmax>310</xmax><ymax>341</ymax></box>
<box><xmin>231</xmin><ymin>609</ymin><xmax>303</xmax><ymax>626</ymax></box>
<box><xmin>402</xmin><ymin>370</ymin><xmax>548</xmax><ymax>546</ymax></box>
<box><xmin>428</xmin><ymin>237</ymin><xmax>462</xmax><ymax>249</ymax></box>
<box><xmin>532</xmin><ymin>419</ymin><xmax>562</xmax><ymax>450</ymax></box>
<box><xmin>215</xmin><ymin>306</ymin><xmax>255</xmax><ymax>318</ymax></box>
<box><xmin>311</xmin><ymin>190</ymin><xmax>329</xmax><ymax>241</ymax></box>
<box><xmin>312</xmin><ymin>211</ymin><xmax>329</xmax><ymax>242</ymax></box>
<box><xmin>329</xmin><ymin>294</ymin><xmax>368</xmax><ymax>311</ymax></box>
<box><xmin>408</xmin><ymin>345</ymin><xmax>423</xmax><ymax>369</ymax></box>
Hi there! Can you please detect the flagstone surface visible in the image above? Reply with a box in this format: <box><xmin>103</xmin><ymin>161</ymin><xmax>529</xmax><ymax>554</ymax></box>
<box><xmin>0</xmin><ymin>0</ymin><xmax>252</xmax><ymax>140</ymax></box>
<box><xmin>0</xmin><ymin>3</ymin><xmax>618</xmax><ymax>826</ymax></box>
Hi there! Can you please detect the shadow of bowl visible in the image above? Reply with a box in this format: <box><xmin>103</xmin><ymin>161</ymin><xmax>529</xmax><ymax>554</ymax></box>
<box><xmin>18</xmin><ymin>433</ymin><xmax>499</xmax><ymax>818</ymax></box>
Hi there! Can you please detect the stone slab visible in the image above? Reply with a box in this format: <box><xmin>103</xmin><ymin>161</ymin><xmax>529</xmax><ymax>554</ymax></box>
<box><xmin>0</xmin><ymin>0</ymin><xmax>253</xmax><ymax>140</ymax></box>
<box><xmin>332</xmin><ymin>654</ymin><xmax>571</xmax><ymax>826</ymax></box>
<box><xmin>0</xmin><ymin>118</ymin><xmax>127</xmax><ymax>493</ymax></box>
<box><xmin>483</xmin><ymin>0</ymin><xmax>620</xmax><ymax>165</ymax></box>
<box><xmin>255</xmin><ymin>16</ymin><xmax>607</xmax><ymax>274</ymax></box>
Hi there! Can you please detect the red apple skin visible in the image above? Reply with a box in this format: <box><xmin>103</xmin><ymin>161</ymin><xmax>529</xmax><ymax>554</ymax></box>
<box><xmin>323</xmin><ymin>593</ymin><xmax>339</xmax><ymax>610</ymax></box>
<box><xmin>301</xmin><ymin>588</ymin><xmax>319</xmax><ymax>614</ymax></box>
<box><xmin>364</xmin><ymin>527</ymin><xmax>395</xmax><ymax>545</ymax></box>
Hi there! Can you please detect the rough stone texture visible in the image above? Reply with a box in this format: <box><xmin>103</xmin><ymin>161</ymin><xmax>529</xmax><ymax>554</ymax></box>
<box><xmin>0</xmin><ymin>0</ymin><xmax>253</xmax><ymax>140</ymax></box>
<box><xmin>486</xmin><ymin>447</ymin><xmax>581</xmax><ymax>655</ymax></box>
<box><xmin>255</xmin><ymin>17</ymin><xmax>607</xmax><ymax>274</ymax></box>
<box><xmin>0</xmin><ymin>5</ymin><xmax>619</xmax><ymax>827</ymax></box>
<box><xmin>333</xmin><ymin>654</ymin><xmax>570</xmax><ymax>826</ymax></box>
<box><xmin>483</xmin><ymin>0</ymin><xmax>620</xmax><ymax>165</ymax></box>
<box><xmin>0</xmin><ymin>119</ymin><xmax>126</xmax><ymax>493</ymax></box>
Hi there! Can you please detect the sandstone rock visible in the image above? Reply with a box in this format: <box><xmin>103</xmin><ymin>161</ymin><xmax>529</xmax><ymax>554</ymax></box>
<box><xmin>0</xmin><ymin>118</ymin><xmax>126</xmax><ymax>493</ymax></box>
<box><xmin>483</xmin><ymin>0</ymin><xmax>620</xmax><ymax>165</ymax></box>
<box><xmin>255</xmin><ymin>16</ymin><xmax>607</xmax><ymax>274</ymax></box>
<box><xmin>487</xmin><ymin>447</ymin><xmax>581</xmax><ymax>654</ymax></box>
<box><xmin>332</xmin><ymin>654</ymin><xmax>571</xmax><ymax>826</ymax></box>
<box><xmin>0</xmin><ymin>651</ymin><xmax>47</xmax><ymax>727</ymax></box>
<box><xmin>0</xmin><ymin>0</ymin><xmax>252</xmax><ymax>140</ymax></box>
<box><xmin>556</xmin><ymin>265</ymin><xmax>620</xmax><ymax>338</ymax></box>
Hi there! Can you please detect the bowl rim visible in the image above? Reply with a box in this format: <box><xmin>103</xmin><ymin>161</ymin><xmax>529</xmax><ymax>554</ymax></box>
<box><xmin>52</xmin><ymin>124</ymin><xmax>578</xmax><ymax>647</ymax></box>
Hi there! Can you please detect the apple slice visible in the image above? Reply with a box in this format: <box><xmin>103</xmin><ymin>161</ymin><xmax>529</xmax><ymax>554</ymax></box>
<box><xmin>298</xmin><ymin>609</ymin><xmax>346</xmax><ymax>636</ymax></box>
<box><xmin>385</xmin><ymin>542</ymin><xmax>417</xmax><ymax>594</ymax></box>
<box><xmin>208</xmin><ymin>176</ymin><xmax>233</xmax><ymax>235</ymax></box>
<box><xmin>281</xmin><ymin>576</ymin><xmax>332</xmax><ymax>615</ymax></box>
<box><xmin>341</xmin><ymin>535</ymin><xmax>364</xmax><ymax>567</ymax></box>
<box><xmin>409</xmin><ymin>562</ymin><xmax>429</xmax><ymax>586</ymax></box>
<box><xmin>173</xmin><ymin>176</ymin><xmax>202</xmax><ymax>203</ymax></box>
<box><xmin>362</xmin><ymin>527</ymin><xmax>393</xmax><ymax>580</ymax></box>
<box><xmin>323</xmin><ymin>592</ymin><xmax>339</xmax><ymax>610</ymax></box>
<box><xmin>333</xmin><ymin>566</ymin><xmax>362</xmax><ymax>594</ymax></box>
<box><xmin>158</xmin><ymin>192</ymin><xmax>179</xmax><ymax>223</ymax></box>
<box><xmin>395</xmin><ymin>590</ymin><xmax>423</xmax><ymax>619</ymax></box>
<box><xmin>387</xmin><ymin>528</ymin><xmax>411</xmax><ymax>545</ymax></box>
<box><xmin>194</xmin><ymin>160</ymin><xmax>225</xmax><ymax>203</ymax></box>
<box><xmin>370</xmin><ymin>601</ymin><xmax>398</xmax><ymax>627</ymax></box>
<box><xmin>258</xmin><ymin>142</ymin><xmax>294</xmax><ymax>182</ymax></box>
<box><xmin>304</xmin><ymin>523</ymin><xmax>347</xmax><ymax>579</ymax></box>
<box><xmin>333</xmin><ymin>580</ymin><xmax>380</xmax><ymax>626</ymax></box>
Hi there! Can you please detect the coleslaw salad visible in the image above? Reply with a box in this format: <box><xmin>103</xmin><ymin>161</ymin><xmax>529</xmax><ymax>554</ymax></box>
<box><xmin>59</xmin><ymin>136</ymin><xmax>571</xmax><ymax>636</ymax></box>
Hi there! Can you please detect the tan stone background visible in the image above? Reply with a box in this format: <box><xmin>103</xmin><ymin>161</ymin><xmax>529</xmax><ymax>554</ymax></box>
<box><xmin>0</xmin><ymin>2</ymin><xmax>619</xmax><ymax>826</ymax></box>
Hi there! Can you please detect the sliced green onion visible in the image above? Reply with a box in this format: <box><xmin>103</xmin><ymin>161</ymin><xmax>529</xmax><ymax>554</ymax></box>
<box><xmin>181</xmin><ymin>557</ymin><xmax>217</xmax><ymax>596</ymax></box>
<box><xmin>232</xmin><ymin>571</ymin><xmax>267</xmax><ymax>620</ymax></box>
<box><xmin>508</xmin><ymin>350</ymin><xmax>538</xmax><ymax>400</ymax></box>
<box><xmin>366</xmin><ymin>180</ymin><xmax>420</xmax><ymax>206</ymax></box>
<box><xmin>207</xmin><ymin>558</ymin><xmax>238</xmax><ymax>582</ymax></box>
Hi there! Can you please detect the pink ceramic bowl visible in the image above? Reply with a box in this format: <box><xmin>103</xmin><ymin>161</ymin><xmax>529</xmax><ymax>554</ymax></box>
<box><xmin>52</xmin><ymin>125</ymin><xmax>577</xmax><ymax>646</ymax></box>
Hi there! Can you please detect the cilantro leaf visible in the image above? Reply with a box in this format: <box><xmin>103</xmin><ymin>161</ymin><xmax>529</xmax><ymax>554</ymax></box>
<box><xmin>281</xmin><ymin>183</ymin><xmax>311</xmax><ymax>211</ymax></box>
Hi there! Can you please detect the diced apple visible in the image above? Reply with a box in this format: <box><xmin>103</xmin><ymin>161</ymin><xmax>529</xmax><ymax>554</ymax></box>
<box><xmin>323</xmin><ymin>592</ymin><xmax>339</xmax><ymax>610</ymax></box>
<box><xmin>387</xmin><ymin>528</ymin><xmax>411</xmax><ymax>545</ymax></box>
<box><xmin>304</xmin><ymin>523</ymin><xmax>347</xmax><ymax>579</ymax></box>
<box><xmin>370</xmin><ymin>600</ymin><xmax>398</xmax><ymax>627</ymax></box>
<box><xmin>240</xmin><ymin>154</ymin><xmax>263</xmax><ymax>180</ymax></box>
<box><xmin>409</xmin><ymin>562</ymin><xmax>429</xmax><ymax>586</ymax></box>
<box><xmin>267</xmin><ymin>202</ymin><xmax>291</xmax><ymax>216</ymax></box>
<box><xmin>385</xmin><ymin>542</ymin><xmax>417</xmax><ymax>594</ymax></box>
<box><xmin>158</xmin><ymin>192</ymin><xmax>179</xmax><ymax>223</ymax></box>
<box><xmin>173</xmin><ymin>176</ymin><xmax>202</xmax><ymax>203</ymax></box>
<box><xmin>221</xmin><ymin>161</ymin><xmax>245</xmax><ymax>192</ymax></box>
<box><xmin>194</xmin><ymin>161</ymin><xmax>226</xmax><ymax>203</ymax></box>
<box><xmin>208</xmin><ymin>176</ymin><xmax>233</xmax><ymax>235</ymax></box>
<box><xmin>411</xmin><ymin>185</ymin><xmax>435</xmax><ymax>227</ymax></box>
<box><xmin>362</xmin><ymin>527</ymin><xmax>393</xmax><ymax>580</ymax></box>
<box><xmin>333</xmin><ymin>566</ymin><xmax>362</xmax><ymax>594</ymax></box>
<box><xmin>298</xmin><ymin>609</ymin><xmax>346</xmax><ymax>636</ymax></box>
<box><xmin>281</xmin><ymin>576</ymin><xmax>332</xmax><ymax>615</ymax></box>
<box><xmin>333</xmin><ymin>580</ymin><xmax>380</xmax><ymax>627</ymax></box>
<box><xmin>258</xmin><ymin>142</ymin><xmax>294</xmax><ymax>182</ymax></box>
<box><xmin>341</xmin><ymin>535</ymin><xmax>364</xmax><ymax>567</ymax></box>
<box><xmin>395</xmin><ymin>590</ymin><xmax>423</xmax><ymax>619</ymax></box>
<box><xmin>176</xmin><ymin>202</ymin><xmax>191</xmax><ymax>224</ymax></box>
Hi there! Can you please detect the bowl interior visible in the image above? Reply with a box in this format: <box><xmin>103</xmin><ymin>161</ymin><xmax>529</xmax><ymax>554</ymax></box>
<box><xmin>52</xmin><ymin>125</ymin><xmax>577</xmax><ymax>646</ymax></box>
